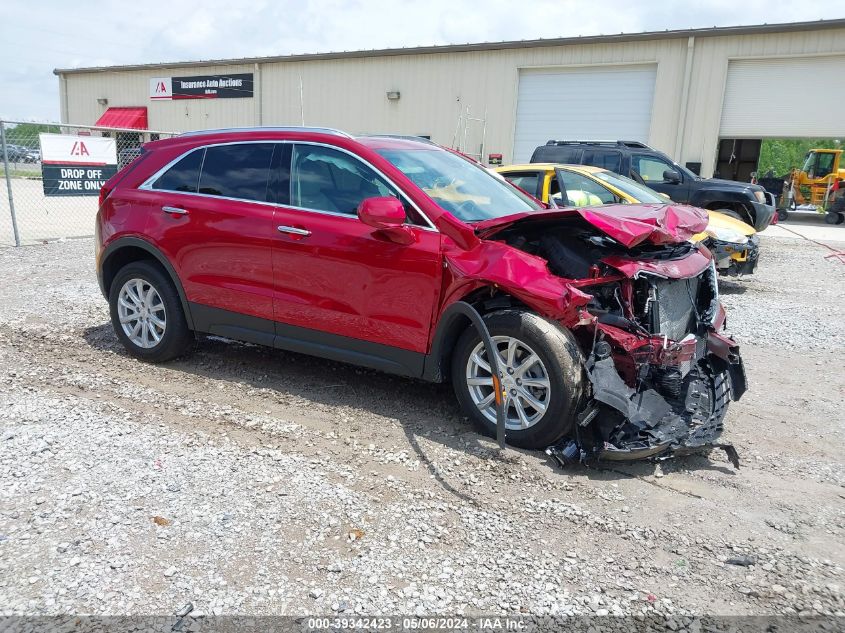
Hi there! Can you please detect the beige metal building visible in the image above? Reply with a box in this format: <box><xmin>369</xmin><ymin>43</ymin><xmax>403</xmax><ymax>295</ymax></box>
<box><xmin>55</xmin><ymin>20</ymin><xmax>845</xmax><ymax>178</ymax></box>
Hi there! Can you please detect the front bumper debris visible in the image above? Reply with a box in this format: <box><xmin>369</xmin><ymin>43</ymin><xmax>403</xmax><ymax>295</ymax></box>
<box><xmin>712</xmin><ymin>235</ymin><xmax>760</xmax><ymax>276</ymax></box>
<box><xmin>749</xmin><ymin>200</ymin><xmax>776</xmax><ymax>231</ymax></box>
<box><xmin>547</xmin><ymin>331</ymin><xmax>745</xmax><ymax>468</ymax></box>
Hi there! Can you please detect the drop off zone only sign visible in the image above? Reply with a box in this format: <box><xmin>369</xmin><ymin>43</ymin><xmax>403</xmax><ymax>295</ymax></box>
<box><xmin>39</xmin><ymin>133</ymin><xmax>118</xmax><ymax>197</ymax></box>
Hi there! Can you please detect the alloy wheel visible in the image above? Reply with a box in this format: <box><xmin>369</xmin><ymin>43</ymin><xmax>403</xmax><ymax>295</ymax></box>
<box><xmin>117</xmin><ymin>278</ymin><xmax>167</xmax><ymax>349</ymax></box>
<box><xmin>465</xmin><ymin>335</ymin><xmax>551</xmax><ymax>430</ymax></box>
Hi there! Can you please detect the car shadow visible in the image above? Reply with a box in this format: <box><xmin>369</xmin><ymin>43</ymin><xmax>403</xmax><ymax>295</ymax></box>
<box><xmin>82</xmin><ymin>323</ymin><xmax>736</xmax><ymax>501</ymax></box>
<box><xmin>718</xmin><ymin>279</ymin><xmax>748</xmax><ymax>295</ymax></box>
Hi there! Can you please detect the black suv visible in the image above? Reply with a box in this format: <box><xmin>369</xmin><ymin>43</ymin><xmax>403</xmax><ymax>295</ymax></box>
<box><xmin>530</xmin><ymin>141</ymin><xmax>775</xmax><ymax>231</ymax></box>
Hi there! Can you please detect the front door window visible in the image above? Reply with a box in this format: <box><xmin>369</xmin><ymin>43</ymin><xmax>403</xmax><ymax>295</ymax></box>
<box><xmin>632</xmin><ymin>154</ymin><xmax>678</xmax><ymax>184</ymax></box>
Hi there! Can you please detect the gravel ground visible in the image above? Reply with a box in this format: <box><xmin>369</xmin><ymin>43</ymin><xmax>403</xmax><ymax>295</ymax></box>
<box><xmin>0</xmin><ymin>234</ymin><xmax>844</xmax><ymax>624</ymax></box>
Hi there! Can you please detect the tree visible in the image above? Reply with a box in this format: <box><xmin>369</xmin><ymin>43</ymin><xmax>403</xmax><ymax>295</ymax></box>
<box><xmin>758</xmin><ymin>138</ymin><xmax>841</xmax><ymax>178</ymax></box>
<box><xmin>3</xmin><ymin>122</ymin><xmax>62</xmax><ymax>149</ymax></box>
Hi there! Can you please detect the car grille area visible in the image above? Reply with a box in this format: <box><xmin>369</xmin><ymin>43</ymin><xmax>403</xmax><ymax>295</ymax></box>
<box><xmin>654</xmin><ymin>276</ymin><xmax>699</xmax><ymax>341</ymax></box>
<box><xmin>637</xmin><ymin>266</ymin><xmax>717</xmax><ymax>342</ymax></box>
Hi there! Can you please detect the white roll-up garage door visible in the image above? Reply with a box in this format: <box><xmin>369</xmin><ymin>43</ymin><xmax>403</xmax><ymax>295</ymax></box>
<box><xmin>512</xmin><ymin>65</ymin><xmax>657</xmax><ymax>163</ymax></box>
<box><xmin>720</xmin><ymin>56</ymin><xmax>845</xmax><ymax>137</ymax></box>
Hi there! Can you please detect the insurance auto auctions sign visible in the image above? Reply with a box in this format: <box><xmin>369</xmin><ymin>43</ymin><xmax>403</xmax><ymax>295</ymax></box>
<box><xmin>39</xmin><ymin>133</ymin><xmax>118</xmax><ymax>197</ymax></box>
<box><xmin>150</xmin><ymin>73</ymin><xmax>253</xmax><ymax>100</ymax></box>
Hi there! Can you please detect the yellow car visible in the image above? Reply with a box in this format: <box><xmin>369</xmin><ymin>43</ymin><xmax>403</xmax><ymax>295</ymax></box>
<box><xmin>495</xmin><ymin>163</ymin><xmax>759</xmax><ymax>276</ymax></box>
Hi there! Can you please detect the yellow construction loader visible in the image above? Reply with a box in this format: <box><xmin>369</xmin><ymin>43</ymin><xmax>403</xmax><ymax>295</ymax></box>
<box><xmin>780</xmin><ymin>148</ymin><xmax>845</xmax><ymax>224</ymax></box>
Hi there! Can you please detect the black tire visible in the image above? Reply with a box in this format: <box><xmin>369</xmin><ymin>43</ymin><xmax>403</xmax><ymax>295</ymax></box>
<box><xmin>714</xmin><ymin>208</ymin><xmax>745</xmax><ymax>223</ymax></box>
<box><xmin>450</xmin><ymin>310</ymin><xmax>585</xmax><ymax>449</ymax></box>
<box><xmin>825</xmin><ymin>212</ymin><xmax>839</xmax><ymax>225</ymax></box>
<box><xmin>108</xmin><ymin>261</ymin><xmax>193</xmax><ymax>362</ymax></box>
<box><xmin>776</xmin><ymin>208</ymin><xmax>789</xmax><ymax>222</ymax></box>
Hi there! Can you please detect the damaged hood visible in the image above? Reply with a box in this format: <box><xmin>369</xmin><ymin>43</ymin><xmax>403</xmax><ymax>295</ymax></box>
<box><xmin>474</xmin><ymin>204</ymin><xmax>709</xmax><ymax>248</ymax></box>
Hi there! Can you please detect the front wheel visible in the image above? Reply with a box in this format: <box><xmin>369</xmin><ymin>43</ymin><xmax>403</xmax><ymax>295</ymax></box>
<box><xmin>451</xmin><ymin>310</ymin><xmax>585</xmax><ymax>449</ymax></box>
<box><xmin>714</xmin><ymin>208</ymin><xmax>745</xmax><ymax>223</ymax></box>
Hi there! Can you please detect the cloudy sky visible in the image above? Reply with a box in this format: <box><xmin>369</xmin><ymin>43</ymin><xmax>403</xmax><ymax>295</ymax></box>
<box><xmin>0</xmin><ymin>0</ymin><xmax>835</xmax><ymax>121</ymax></box>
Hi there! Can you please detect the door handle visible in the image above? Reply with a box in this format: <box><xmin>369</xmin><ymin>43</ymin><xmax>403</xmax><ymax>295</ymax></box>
<box><xmin>277</xmin><ymin>225</ymin><xmax>311</xmax><ymax>237</ymax></box>
<box><xmin>162</xmin><ymin>206</ymin><xmax>188</xmax><ymax>215</ymax></box>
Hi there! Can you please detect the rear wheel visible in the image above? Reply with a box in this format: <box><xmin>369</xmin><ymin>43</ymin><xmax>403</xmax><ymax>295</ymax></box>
<box><xmin>776</xmin><ymin>208</ymin><xmax>789</xmax><ymax>222</ymax></box>
<box><xmin>451</xmin><ymin>310</ymin><xmax>585</xmax><ymax>449</ymax></box>
<box><xmin>109</xmin><ymin>261</ymin><xmax>193</xmax><ymax>362</ymax></box>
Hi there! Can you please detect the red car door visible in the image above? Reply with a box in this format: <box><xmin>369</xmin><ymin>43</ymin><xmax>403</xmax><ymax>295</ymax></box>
<box><xmin>271</xmin><ymin>143</ymin><xmax>442</xmax><ymax>357</ymax></box>
<box><xmin>143</xmin><ymin>142</ymin><xmax>277</xmax><ymax>323</ymax></box>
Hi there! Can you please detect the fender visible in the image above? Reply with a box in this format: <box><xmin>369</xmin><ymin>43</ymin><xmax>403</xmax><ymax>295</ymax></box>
<box><xmin>689</xmin><ymin>189</ymin><xmax>754</xmax><ymax>213</ymax></box>
<box><xmin>99</xmin><ymin>236</ymin><xmax>195</xmax><ymax>330</ymax></box>
<box><xmin>422</xmin><ymin>300</ymin><xmax>479</xmax><ymax>382</ymax></box>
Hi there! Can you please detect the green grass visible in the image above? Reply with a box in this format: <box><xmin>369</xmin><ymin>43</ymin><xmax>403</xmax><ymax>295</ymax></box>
<box><xmin>0</xmin><ymin>166</ymin><xmax>42</xmax><ymax>179</ymax></box>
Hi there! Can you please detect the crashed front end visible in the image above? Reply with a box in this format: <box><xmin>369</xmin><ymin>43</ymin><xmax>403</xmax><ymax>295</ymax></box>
<box><xmin>562</xmin><ymin>254</ymin><xmax>746</xmax><ymax>466</ymax></box>
<box><xmin>709</xmin><ymin>233</ymin><xmax>760</xmax><ymax>277</ymax></box>
<box><xmin>472</xmin><ymin>204</ymin><xmax>747</xmax><ymax>465</ymax></box>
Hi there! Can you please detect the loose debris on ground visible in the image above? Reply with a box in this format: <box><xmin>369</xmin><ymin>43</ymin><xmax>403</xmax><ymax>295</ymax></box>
<box><xmin>0</xmin><ymin>235</ymin><xmax>843</xmax><ymax>622</ymax></box>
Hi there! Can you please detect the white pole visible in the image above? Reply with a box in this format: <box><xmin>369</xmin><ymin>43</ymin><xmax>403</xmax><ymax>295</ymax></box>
<box><xmin>299</xmin><ymin>75</ymin><xmax>305</xmax><ymax>126</ymax></box>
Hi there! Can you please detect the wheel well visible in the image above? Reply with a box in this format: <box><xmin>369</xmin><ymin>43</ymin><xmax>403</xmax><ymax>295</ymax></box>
<box><xmin>102</xmin><ymin>244</ymin><xmax>195</xmax><ymax>329</ymax></box>
<box><xmin>705</xmin><ymin>201</ymin><xmax>753</xmax><ymax>224</ymax></box>
<box><xmin>101</xmin><ymin>246</ymin><xmax>161</xmax><ymax>297</ymax></box>
<box><xmin>428</xmin><ymin>288</ymin><xmax>529</xmax><ymax>382</ymax></box>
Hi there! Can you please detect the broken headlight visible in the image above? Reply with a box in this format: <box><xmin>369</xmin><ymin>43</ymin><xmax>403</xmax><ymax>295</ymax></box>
<box><xmin>707</xmin><ymin>258</ymin><xmax>720</xmax><ymax>325</ymax></box>
<box><xmin>705</xmin><ymin>225</ymin><xmax>749</xmax><ymax>245</ymax></box>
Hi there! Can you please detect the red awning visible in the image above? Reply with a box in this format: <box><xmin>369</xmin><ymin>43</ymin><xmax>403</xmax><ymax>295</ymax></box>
<box><xmin>95</xmin><ymin>107</ymin><xmax>148</xmax><ymax>130</ymax></box>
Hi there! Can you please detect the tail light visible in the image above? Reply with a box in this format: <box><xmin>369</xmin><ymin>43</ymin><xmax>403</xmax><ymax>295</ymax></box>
<box><xmin>98</xmin><ymin>183</ymin><xmax>114</xmax><ymax>208</ymax></box>
<box><xmin>99</xmin><ymin>146</ymin><xmax>149</xmax><ymax>208</ymax></box>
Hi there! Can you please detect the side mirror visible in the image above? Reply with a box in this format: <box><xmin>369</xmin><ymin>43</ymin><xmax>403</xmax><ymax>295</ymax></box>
<box><xmin>663</xmin><ymin>169</ymin><xmax>682</xmax><ymax>184</ymax></box>
<box><xmin>357</xmin><ymin>196</ymin><xmax>406</xmax><ymax>228</ymax></box>
<box><xmin>357</xmin><ymin>196</ymin><xmax>415</xmax><ymax>245</ymax></box>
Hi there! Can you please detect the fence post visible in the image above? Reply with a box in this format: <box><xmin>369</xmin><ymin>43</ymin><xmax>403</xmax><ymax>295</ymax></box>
<box><xmin>0</xmin><ymin>121</ymin><xmax>22</xmax><ymax>247</ymax></box>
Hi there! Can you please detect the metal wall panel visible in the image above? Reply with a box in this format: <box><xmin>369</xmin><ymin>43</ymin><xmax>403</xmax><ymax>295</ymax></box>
<box><xmin>681</xmin><ymin>28</ymin><xmax>845</xmax><ymax>176</ymax></box>
<box><xmin>64</xmin><ymin>64</ymin><xmax>257</xmax><ymax>133</ymax></box>
<box><xmin>61</xmin><ymin>26</ymin><xmax>845</xmax><ymax>176</ymax></box>
<box><xmin>720</xmin><ymin>55</ymin><xmax>845</xmax><ymax>137</ymax></box>
<box><xmin>512</xmin><ymin>65</ymin><xmax>657</xmax><ymax>163</ymax></box>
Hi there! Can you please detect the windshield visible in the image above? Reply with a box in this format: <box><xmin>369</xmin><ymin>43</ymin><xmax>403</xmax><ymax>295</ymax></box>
<box><xmin>802</xmin><ymin>152</ymin><xmax>815</xmax><ymax>174</ymax></box>
<box><xmin>592</xmin><ymin>170</ymin><xmax>666</xmax><ymax>203</ymax></box>
<box><xmin>376</xmin><ymin>148</ymin><xmax>542</xmax><ymax>221</ymax></box>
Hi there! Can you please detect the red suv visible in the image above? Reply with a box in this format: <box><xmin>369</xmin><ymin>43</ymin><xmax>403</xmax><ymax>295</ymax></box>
<box><xmin>96</xmin><ymin>128</ymin><xmax>746</xmax><ymax>461</ymax></box>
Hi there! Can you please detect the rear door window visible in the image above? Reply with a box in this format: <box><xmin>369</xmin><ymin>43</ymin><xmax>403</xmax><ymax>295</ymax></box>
<box><xmin>152</xmin><ymin>149</ymin><xmax>203</xmax><ymax>192</ymax></box>
<box><xmin>501</xmin><ymin>172</ymin><xmax>541</xmax><ymax>198</ymax></box>
<box><xmin>198</xmin><ymin>143</ymin><xmax>275</xmax><ymax>202</ymax></box>
<box><xmin>582</xmin><ymin>149</ymin><xmax>622</xmax><ymax>173</ymax></box>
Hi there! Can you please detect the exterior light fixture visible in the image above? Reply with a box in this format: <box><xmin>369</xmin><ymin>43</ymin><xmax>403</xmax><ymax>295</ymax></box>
<box><xmin>386</xmin><ymin>91</ymin><xmax>401</xmax><ymax>101</ymax></box>
<box><xmin>97</xmin><ymin>98</ymin><xmax>109</xmax><ymax>106</ymax></box>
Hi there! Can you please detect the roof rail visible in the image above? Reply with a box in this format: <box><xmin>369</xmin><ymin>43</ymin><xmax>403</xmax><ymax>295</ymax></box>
<box><xmin>544</xmin><ymin>139</ymin><xmax>652</xmax><ymax>149</ymax></box>
<box><xmin>363</xmin><ymin>134</ymin><xmax>438</xmax><ymax>145</ymax></box>
<box><xmin>179</xmin><ymin>126</ymin><xmax>353</xmax><ymax>138</ymax></box>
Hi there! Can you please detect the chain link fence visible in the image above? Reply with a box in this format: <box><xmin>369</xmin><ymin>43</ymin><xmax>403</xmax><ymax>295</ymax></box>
<box><xmin>0</xmin><ymin>120</ymin><xmax>175</xmax><ymax>246</ymax></box>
